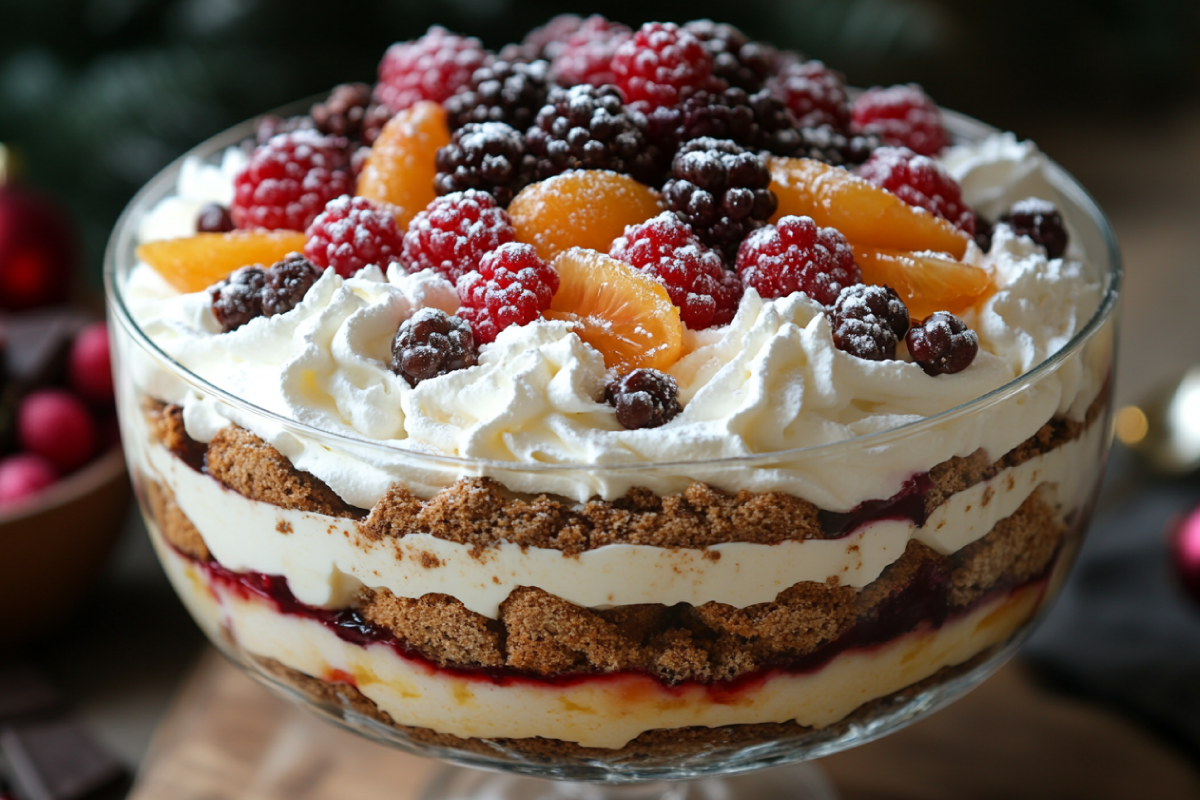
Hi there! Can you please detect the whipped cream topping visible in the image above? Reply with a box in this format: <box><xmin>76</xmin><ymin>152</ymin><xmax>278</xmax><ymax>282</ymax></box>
<box><xmin>122</xmin><ymin>133</ymin><xmax>1109</xmax><ymax>508</ymax></box>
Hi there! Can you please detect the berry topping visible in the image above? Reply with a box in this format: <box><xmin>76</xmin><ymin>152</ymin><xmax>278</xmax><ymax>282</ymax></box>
<box><xmin>434</xmin><ymin>122</ymin><xmax>535</xmax><ymax>207</ymax></box>
<box><xmin>792</xmin><ymin>125</ymin><xmax>881</xmax><ymax>167</ymax></box>
<box><xmin>356</xmin><ymin>102</ymin><xmax>452</xmax><ymax>231</ymax></box>
<box><xmin>210</xmin><ymin>266</ymin><xmax>267</xmax><ymax>332</ymax></box>
<box><xmin>770</xmin><ymin>60</ymin><xmax>851</xmax><ymax>131</ymax></box>
<box><xmin>231</xmin><ymin>131</ymin><xmax>354</xmax><ymax>231</ymax></box>
<box><xmin>17</xmin><ymin>388</ymin><xmax>97</xmax><ymax>473</ymax></box>
<box><xmin>829</xmin><ymin>284</ymin><xmax>909</xmax><ymax>361</ymax></box>
<box><xmin>390</xmin><ymin>308</ymin><xmax>478</xmax><ymax>387</ymax></box>
<box><xmin>0</xmin><ymin>454</ymin><xmax>57</xmax><ymax>507</ymax></box>
<box><xmin>546</xmin><ymin>248</ymin><xmax>683</xmax><ymax>373</ymax></box>
<box><xmin>374</xmin><ymin>26</ymin><xmax>491</xmax><ymax>112</ymax></box>
<box><xmin>605</xmin><ymin>369</ymin><xmax>683</xmax><ymax>429</ymax></box>
<box><xmin>610</xmin><ymin>212</ymin><xmax>741</xmax><ymax>329</ymax></box>
<box><xmin>735</xmin><ymin>215</ymin><xmax>861</xmax><ymax>304</ymax></box>
<box><xmin>664</xmin><ymin>86</ymin><xmax>801</xmax><ymax>157</ymax></box>
<box><xmin>261</xmin><ymin>253</ymin><xmax>323</xmax><ymax>317</ymax></box>
<box><xmin>525</xmin><ymin>85</ymin><xmax>660</xmax><ymax>185</ymax></box>
<box><xmin>973</xmin><ymin>216</ymin><xmax>994</xmax><ymax>253</ymax></box>
<box><xmin>1001</xmin><ymin>198</ymin><xmax>1068</xmax><ymax>258</ymax></box>
<box><xmin>456</xmin><ymin>242</ymin><xmax>559</xmax><ymax>344</ymax></box>
<box><xmin>401</xmin><ymin>190</ymin><xmax>515</xmax><ymax>284</ymax></box>
<box><xmin>444</xmin><ymin>60</ymin><xmax>551</xmax><ymax>132</ymax></box>
<box><xmin>905</xmin><ymin>311</ymin><xmax>979</xmax><ymax>375</ymax></box>
<box><xmin>549</xmin><ymin>15</ymin><xmax>632</xmax><ymax>88</ymax></box>
<box><xmin>304</xmin><ymin>196</ymin><xmax>404</xmax><ymax>278</ymax></box>
<box><xmin>856</xmin><ymin>146</ymin><xmax>976</xmax><ymax>234</ymax></box>
<box><xmin>508</xmin><ymin>170</ymin><xmax>663</xmax><ymax>262</ymax></box>
<box><xmin>851</xmin><ymin>84</ymin><xmax>948</xmax><ymax>157</ymax></box>
<box><xmin>68</xmin><ymin>322</ymin><xmax>113</xmax><ymax>405</ymax></box>
<box><xmin>311</xmin><ymin>83</ymin><xmax>387</xmax><ymax>143</ymax></box>
<box><xmin>254</xmin><ymin>114</ymin><xmax>314</xmax><ymax>146</ymax></box>
<box><xmin>612</xmin><ymin>22</ymin><xmax>714</xmax><ymax>112</ymax></box>
<box><xmin>684</xmin><ymin>19</ymin><xmax>777</xmax><ymax>91</ymax></box>
<box><xmin>509</xmin><ymin>14</ymin><xmax>590</xmax><ymax>63</ymax></box>
<box><xmin>663</xmin><ymin>138</ymin><xmax>777</xmax><ymax>260</ymax></box>
<box><xmin>196</xmin><ymin>203</ymin><xmax>234</xmax><ymax>233</ymax></box>
<box><xmin>854</xmin><ymin>246</ymin><xmax>992</xmax><ymax>320</ymax></box>
<box><xmin>768</xmin><ymin>157</ymin><xmax>971</xmax><ymax>258</ymax></box>
<box><xmin>137</xmin><ymin>230</ymin><xmax>308</xmax><ymax>293</ymax></box>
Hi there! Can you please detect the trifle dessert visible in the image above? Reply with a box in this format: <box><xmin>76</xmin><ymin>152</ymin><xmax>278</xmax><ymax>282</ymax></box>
<box><xmin>107</xmin><ymin>15</ymin><xmax>1118</xmax><ymax>778</ymax></box>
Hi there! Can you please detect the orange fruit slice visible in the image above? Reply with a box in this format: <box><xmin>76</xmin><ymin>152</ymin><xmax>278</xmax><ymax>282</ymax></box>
<box><xmin>136</xmin><ymin>230</ymin><xmax>308</xmax><ymax>293</ymax></box>
<box><xmin>357</xmin><ymin>101</ymin><xmax>451</xmax><ymax>230</ymax></box>
<box><xmin>853</xmin><ymin>245</ymin><xmax>993</xmax><ymax>320</ymax></box>
<box><xmin>509</xmin><ymin>170</ymin><xmax>663</xmax><ymax>262</ymax></box>
<box><xmin>546</xmin><ymin>248</ymin><xmax>683</xmax><ymax>373</ymax></box>
<box><xmin>768</xmin><ymin>157</ymin><xmax>971</xmax><ymax>259</ymax></box>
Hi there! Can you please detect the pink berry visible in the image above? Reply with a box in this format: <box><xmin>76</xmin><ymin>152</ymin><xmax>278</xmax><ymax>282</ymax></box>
<box><xmin>231</xmin><ymin>131</ymin><xmax>354</xmax><ymax>232</ymax></box>
<box><xmin>69</xmin><ymin>322</ymin><xmax>114</xmax><ymax>404</ymax></box>
<box><xmin>374</xmin><ymin>26</ymin><xmax>491</xmax><ymax>112</ymax></box>
<box><xmin>735</xmin><ymin>215</ymin><xmax>861</xmax><ymax>305</ymax></box>
<box><xmin>456</xmin><ymin>242</ymin><xmax>558</xmax><ymax>344</ymax></box>
<box><xmin>17</xmin><ymin>389</ymin><xmax>97</xmax><ymax>473</ymax></box>
<box><xmin>851</xmin><ymin>84</ymin><xmax>949</xmax><ymax>156</ymax></box>
<box><xmin>611</xmin><ymin>22</ymin><xmax>714</xmax><ymax>111</ymax></box>
<box><xmin>304</xmin><ymin>195</ymin><xmax>405</xmax><ymax>278</ymax></box>
<box><xmin>1172</xmin><ymin>505</ymin><xmax>1200</xmax><ymax>605</ymax></box>
<box><xmin>0</xmin><ymin>454</ymin><xmax>58</xmax><ymax>508</ymax></box>
<box><xmin>856</xmin><ymin>147</ymin><xmax>976</xmax><ymax>235</ymax></box>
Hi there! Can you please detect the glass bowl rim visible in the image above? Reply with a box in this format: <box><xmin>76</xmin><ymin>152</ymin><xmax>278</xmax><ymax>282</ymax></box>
<box><xmin>103</xmin><ymin>104</ymin><xmax>1122</xmax><ymax>475</ymax></box>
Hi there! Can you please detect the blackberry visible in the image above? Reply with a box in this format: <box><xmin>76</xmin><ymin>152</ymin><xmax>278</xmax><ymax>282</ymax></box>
<box><xmin>444</xmin><ymin>60</ymin><xmax>551</xmax><ymax>132</ymax></box>
<box><xmin>605</xmin><ymin>369</ymin><xmax>683</xmax><ymax>430</ymax></box>
<box><xmin>262</xmin><ymin>254</ymin><xmax>322</xmax><ymax>317</ymax></box>
<box><xmin>311</xmin><ymin>83</ymin><xmax>372</xmax><ymax>140</ymax></box>
<box><xmin>525</xmin><ymin>85</ymin><xmax>660</xmax><ymax>185</ymax></box>
<box><xmin>684</xmin><ymin>19</ymin><xmax>776</xmax><ymax>92</ymax></box>
<box><xmin>1001</xmin><ymin>198</ymin><xmax>1068</xmax><ymax>258</ymax></box>
<box><xmin>906</xmin><ymin>312</ymin><xmax>979</xmax><ymax>375</ymax></box>
<box><xmin>662</xmin><ymin>137</ymin><xmax>777</xmax><ymax>260</ymax></box>
<box><xmin>210</xmin><ymin>266</ymin><xmax>266</xmax><ymax>333</ymax></box>
<box><xmin>196</xmin><ymin>203</ymin><xmax>234</xmax><ymax>233</ymax></box>
<box><xmin>793</xmin><ymin>125</ymin><xmax>881</xmax><ymax>167</ymax></box>
<box><xmin>254</xmin><ymin>114</ymin><xmax>314</xmax><ymax>146</ymax></box>
<box><xmin>829</xmin><ymin>284</ymin><xmax>909</xmax><ymax>361</ymax></box>
<box><xmin>435</xmin><ymin>122</ymin><xmax>536</xmax><ymax>207</ymax></box>
<box><xmin>974</xmin><ymin>216</ymin><xmax>994</xmax><ymax>253</ymax></box>
<box><xmin>670</xmin><ymin>86</ymin><xmax>801</xmax><ymax>156</ymax></box>
<box><xmin>390</xmin><ymin>308</ymin><xmax>477</xmax><ymax>387</ymax></box>
<box><xmin>498</xmin><ymin>14</ymin><xmax>586</xmax><ymax>63</ymax></box>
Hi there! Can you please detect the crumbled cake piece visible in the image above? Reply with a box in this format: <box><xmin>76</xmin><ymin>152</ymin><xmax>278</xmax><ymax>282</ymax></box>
<box><xmin>143</xmin><ymin>477</ymin><xmax>211</xmax><ymax>561</ymax></box>
<box><xmin>358</xmin><ymin>588</ymin><xmax>504</xmax><ymax>668</ymax></box>
<box><xmin>502</xmin><ymin>587</ymin><xmax>642</xmax><ymax>674</ymax></box>
<box><xmin>143</xmin><ymin>400</ymin><xmax>206</xmax><ymax>468</ymax></box>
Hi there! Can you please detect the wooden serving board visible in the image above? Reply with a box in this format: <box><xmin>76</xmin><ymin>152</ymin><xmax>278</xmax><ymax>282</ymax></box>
<box><xmin>129</xmin><ymin>649</ymin><xmax>1200</xmax><ymax>800</ymax></box>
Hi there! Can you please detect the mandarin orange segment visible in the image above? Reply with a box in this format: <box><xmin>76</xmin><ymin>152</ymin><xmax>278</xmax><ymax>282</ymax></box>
<box><xmin>356</xmin><ymin>101</ymin><xmax>451</xmax><ymax>230</ymax></box>
<box><xmin>136</xmin><ymin>230</ymin><xmax>308</xmax><ymax>293</ymax></box>
<box><xmin>767</xmin><ymin>157</ymin><xmax>971</xmax><ymax>260</ymax></box>
<box><xmin>546</xmin><ymin>247</ymin><xmax>683</xmax><ymax>374</ymax></box>
<box><xmin>509</xmin><ymin>171</ymin><xmax>663</xmax><ymax>262</ymax></box>
<box><xmin>853</xmin><ymin>245</ymin><xmax>993</xmax><ymax>320</ymax></box>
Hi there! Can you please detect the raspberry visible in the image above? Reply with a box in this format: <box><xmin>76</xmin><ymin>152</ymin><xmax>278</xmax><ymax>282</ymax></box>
<box><xmin>262</xmin><ymin>253</ymin><xmax>322</xmax><ymax>317</ymax></box>
<box><xmin>663</xmin><ymin>137</ymin><xmax>777</xmax><ymax>260</ymax></box>
<box><xmin>196</xmin><ymin>202</ymin><xmax>234</xmax><ymax>233</ymax></box>
<box><xmin>525</xmin><ymin>85</ymin><xmax>660</xmax><ymax>185</ymax></box>
<box><xmin>852</xmin><ymin>84</ymin><xmax>949</xmax><ymax>156</ymax></box>
<box><xmin>829</xmin><ymin>284</ymin><xmax>910</xmax><ymax>361</ymax></box>
<box><xmin>444</xmin><ymin>60</ymin><xmax>551</xmax><ymax>132</ymax></box>
<box><xmin>434</xmin><ymin>122</ymin><xmax>536</xmax><ymax>207</ymax></box>
<box><xmin>1001</xmin><ymin>198</ymin><xmax>1068</xmax><ymax>258</ymax></box>
<box><xmin>400</xmin><ymin>190</ymin><xmax>515</xmax><ymax>284</ymax></box>
<box><xmin>770</xmin><ymin>60</ymin><xmax>851</xmax><ymax>131</ymax></box>
<box><xmin>684</xmin><ymin>19</ymin><xmax>777</xmax><ymax>91</ymax></box>
<box><xmin>905</xmin><ymin>311</ymin><xmax>978</xmax><ymax>375</ymax></box>
<box><xmin>304</xmin><ymin>196</ymin><xmax>405</xmax><ymax>278</ymax></box>
<box><xmin>793</xmin><ymin>125</ymin><xmax>881</xmax><ymax>167</ymax></box>
<box><xmin>610</xmin><ymin>212</ymin><xmax>741</xmax><ymax>329</ymax></box>
<box><xmin>856</xmin><ymin>147</ymin><xmax>976</xmax><ymax>235</ymax></box>
<box><xmin>605</xmin><ymin>369</ymin><xmax>682</xmax><ymax>429</ymax></box>
<box><xmin>612</xmin><ymin>23</ymin><xmax>714</xmax><ymax>112</ymax></box>
<box><xmin>374</xmin><ymin>26</ymin><xmax>492</xmax><ymax>112</ymax></box>
<box><xmin>390</xmin><ymin>308</ymin><xmax>477</xmax><ymax>387</ymax></box>
<box><xmin>736</xmin><ymin>215</ymin><xmax>861</xmax><ymax>305</ymax></box>
<box><xmin>505</xmin><ymin>14</ymin><xmax>588</xmax><ymax>63</ymax></box>
<box><xmin>17</xmin><ymin>389</ymin><xmax>97</xmax><ymax>473</ymax></box>
<box><xmin>456</xmin><ymin>242</ymin><xmax>559</xmax><ymax>344</ymax></box>
<box><xmin>210</xmin><ymin>266</ymin><xmax>267</xmax><ymax>332</ymax></box>
<box><xmin>231</xmin><ymin>131</ymin><xmax>354</xmax><ymax>231</ymax></box>
<box><xmin>549</xmin><ymin>15</ymin><xmax>631</xmax><ymax>88</ymax></box>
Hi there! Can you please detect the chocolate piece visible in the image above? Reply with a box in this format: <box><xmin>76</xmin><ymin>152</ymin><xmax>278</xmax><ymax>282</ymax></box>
<box><xmin>0</xmin><ymin>663</ymin><xmax>61</xmax><ymax>722</ymax></box>
<box><xmin>1</xmin><ymin>720</ymin><xmax>128</xmax><ymax>800</ymax></box>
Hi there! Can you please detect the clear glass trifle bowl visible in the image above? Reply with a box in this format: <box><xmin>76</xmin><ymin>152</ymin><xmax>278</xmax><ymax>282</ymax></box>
<box><xmin>105</xmin><ymin>93</ymin><xmax>1120</xmax><ymax>796</ymax></box>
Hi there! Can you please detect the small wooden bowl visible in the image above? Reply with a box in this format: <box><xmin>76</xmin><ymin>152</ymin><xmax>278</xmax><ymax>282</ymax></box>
<box><xmin>0</xmin><ymin>446</ymin><xmax>131</xmax><ymax>646</ymax></box>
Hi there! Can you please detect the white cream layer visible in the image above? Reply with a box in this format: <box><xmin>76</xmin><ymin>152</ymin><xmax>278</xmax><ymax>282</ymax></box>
<box><xmin>157</xmin><ymin>530</ymin><xmax>1050</xmax><ymax>749</ymax></box>
<box><xmin>140</xmin><ymin>417</ymin><xmax>1103</xmax><ymax>619</ymax></box>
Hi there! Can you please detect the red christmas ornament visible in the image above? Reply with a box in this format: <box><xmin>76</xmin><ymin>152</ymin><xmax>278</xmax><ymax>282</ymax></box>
<box><xmin>1172</xmin><ymin>505</ymin><xmax>1200</xmax><ymax>605</ymax></box>
<box><xmin>0</xmin><ymin>186</ymin><xmax>77</xmax><ymax>312</ymax></box>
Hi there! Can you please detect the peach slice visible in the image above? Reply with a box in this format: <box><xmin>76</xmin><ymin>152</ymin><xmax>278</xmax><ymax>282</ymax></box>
<box><xmin>357</xmin><ymin>101</ymin><xmax>451</xmax><ymax>230</ymax></box>
<box><xmin>546</xmin><ymin>247</ymin><xmax>682</xmax><ymax>374</ymax></box>
<box><xmin>509</xmin><ymin>171</ymin><xmax>663</xmax><ymax>262</ymax></box>
<box><xmin>768</xmin><ymin>157</ymin><xmax>971</xmax><ymax>259</ymax></box>
<box><xmin>853</xmin><ymin>245</ymin><xmax>993</xmax><ymax>320</ymax></box>
<box><xmin>136</xmin><ymin>230</ymin><xmax>307</xmax><ymax>293</ymax></box>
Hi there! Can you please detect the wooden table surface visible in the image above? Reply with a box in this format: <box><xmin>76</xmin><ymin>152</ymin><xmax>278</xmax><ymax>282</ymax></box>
<box><xmin>128</xmin><ymin>649</ymin><xmax>1200</xmax><ymax>800</ymax></box>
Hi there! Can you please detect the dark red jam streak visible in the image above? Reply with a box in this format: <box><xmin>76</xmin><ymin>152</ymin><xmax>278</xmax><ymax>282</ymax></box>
<box><xmin>194</xmin><ymin>550</ymin><xmax>1053</xmax><ymax>699</ymax></box>
<box><xmin>818</xmin><ymin>473</ymin><xmax>935</xmax><ymax>538</ymax></box>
